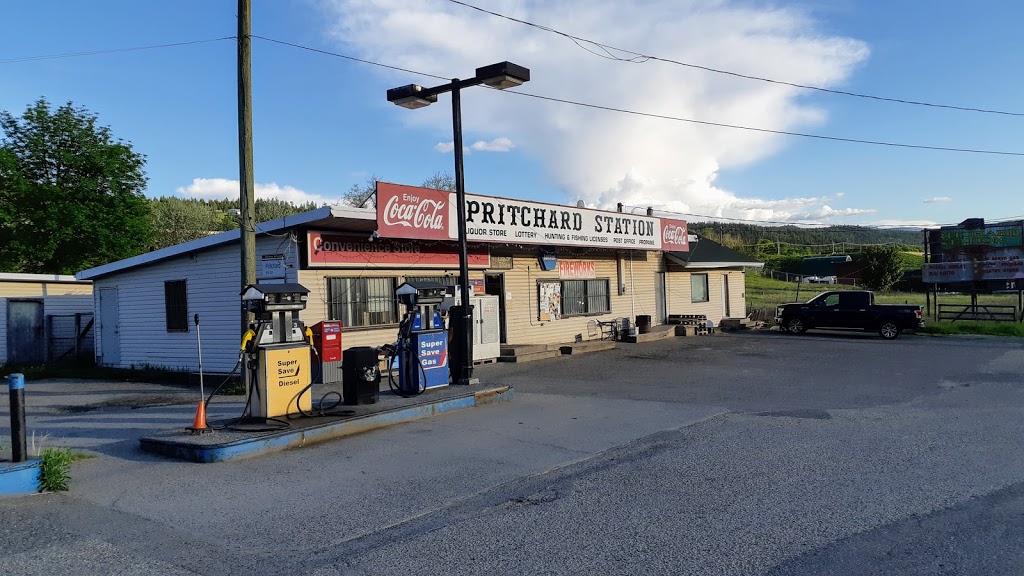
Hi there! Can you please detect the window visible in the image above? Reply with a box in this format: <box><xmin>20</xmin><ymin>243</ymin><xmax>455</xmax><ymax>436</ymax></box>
<box><xmin>164</xmin><ymin>280</ymin><xmax>188</xmax><ymax>332</ymax></box>
<box><xmin>561</xmin><ymin>279</ymin><xmax>610</xmax><ymax>316</ymax></box>
<box><xmin>327</xmin><ymin>277</ymin><xmax>397</xmax><ymax>327</ymax></box>
<box><xmin>691</xmin><ymin>274</ymin><xmax>709</xmax><ymax>303</ymax></box>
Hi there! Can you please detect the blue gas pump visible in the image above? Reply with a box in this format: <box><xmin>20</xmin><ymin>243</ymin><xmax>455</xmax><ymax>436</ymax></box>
<box><xmin>394</xmin><ymin>281</ymin><xmax>450</xmax><ymax>395</ymax></box>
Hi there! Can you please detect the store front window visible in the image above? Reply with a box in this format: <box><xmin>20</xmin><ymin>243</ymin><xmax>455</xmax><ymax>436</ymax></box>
<box><xmin>327</xmin><ymin>277</ymin><xmax>397</xmax><ymax>327</ymax></box>
<box><xmin>562</xmin><ymin>279</ymin><xmax>610</xmax><ymax>316</ymax></box>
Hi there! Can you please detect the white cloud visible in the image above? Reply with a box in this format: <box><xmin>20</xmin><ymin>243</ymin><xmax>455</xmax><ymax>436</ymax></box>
<box><xmin>325</xmin><ymin>0</ymin><xmax>870</xmax><ymax>223</ymax></box>
<box><xmin>434</xmin><ymin>137</ymin><xmax>514</xmax><ymax>153</ymax></box>
<box><xmin>872</xmin><ymin>219</ymin><xmax>938</xmax><ymax>228</ymax></box>
<box><xmin>176</xmin><ymin>177</ymin><xmax>331</xmax><ymax>205</ymax></box>
<box><xmin>471</xmin><ymin>137</ymin><xmax>514</xmax><ymax>152</ymax></box>
<box><xmin>923</xmin><ymin>196</ymin><xmax>953</xmax><ymax>204</ymax></box>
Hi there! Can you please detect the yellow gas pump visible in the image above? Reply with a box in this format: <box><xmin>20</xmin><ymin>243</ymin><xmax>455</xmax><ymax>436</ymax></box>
<box><xmin>241</xmin><ymin>283</ymin><xmax>313</xmax><ymax>418</ymax></box>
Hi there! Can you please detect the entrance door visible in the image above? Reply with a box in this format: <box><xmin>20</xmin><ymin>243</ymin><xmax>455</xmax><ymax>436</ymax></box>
<box><xmin>483</xmin><ymin>273</ymin><xmax>507</xmax><ymax>343</ymax></box>
<box><xmin>723</xmin><ymin>274</ymin><xmax>731</xmax><ymax>318</ymax></box>
<box><xmin>7</xmin><ymin>300</ymin><xmax>44</xmax><ymax>365</ymax></box>
<box><xmin>98</xmin><ymin>287</ymin><xmax>120</xmax><ymax>366</ymax></box>
<box><xmin>655</xmin><ymin>272</ymin><xmax>667</xmax><ymax>323</ymax></box>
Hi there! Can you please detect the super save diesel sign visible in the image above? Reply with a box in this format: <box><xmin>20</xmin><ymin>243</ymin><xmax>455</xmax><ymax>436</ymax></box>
<box><xmin>377</xmin><ymin>182</ymin><xmax>688</xmax><ymax>251</ymax></box>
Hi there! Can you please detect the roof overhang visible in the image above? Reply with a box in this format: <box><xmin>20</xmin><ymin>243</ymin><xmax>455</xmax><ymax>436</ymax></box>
<box><xmin>77</xmin><ymin>205</ymin><xmax>377</xmax><ymax>280</ymax></box>
<box><xmin>665</xmin><ymin>251</ymin><xmax>764</xmax><ymax>270</ymax></box>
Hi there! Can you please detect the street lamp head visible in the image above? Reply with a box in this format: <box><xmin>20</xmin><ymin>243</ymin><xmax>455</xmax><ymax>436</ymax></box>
<box><xmin>475</xmin><ymin>61</ymin><xmax>530</xmax><ymax>90</ymax></box>
<box><xmin>387</xmin><ymin>84</ymin><xmax>438</xmax><ymax>109</ymax></box>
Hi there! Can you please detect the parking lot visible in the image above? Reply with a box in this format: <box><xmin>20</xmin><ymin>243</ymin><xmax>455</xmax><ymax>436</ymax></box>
<box><xmin>3</xmin><ymin>330</ymin><xmax>1024</xmax><ymax>575</ymax></box>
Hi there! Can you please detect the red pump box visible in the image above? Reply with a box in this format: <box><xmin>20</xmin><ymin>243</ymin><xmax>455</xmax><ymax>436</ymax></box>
<box><xmin>311</xmin><ymin>321</ymin><xmax>343</xmax><ymax>362</ymax></box>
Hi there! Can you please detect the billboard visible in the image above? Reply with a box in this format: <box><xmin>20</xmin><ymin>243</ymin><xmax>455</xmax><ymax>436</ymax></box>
<box><xmin>924</xmin><ymin>220</ymin><xmax>1024</xmax><ymax>283</ymax></box>
<box><xmin>375</xmin><ymin>182</ymin><xmax>689</xmax><ymax>251</ymax></box>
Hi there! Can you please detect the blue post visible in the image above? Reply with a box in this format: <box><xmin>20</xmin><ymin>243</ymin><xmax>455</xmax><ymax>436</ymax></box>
<box><xmin>7</xmin><ymin>373</ymin><xmax>26</xmax><ymax>463</ymax></box>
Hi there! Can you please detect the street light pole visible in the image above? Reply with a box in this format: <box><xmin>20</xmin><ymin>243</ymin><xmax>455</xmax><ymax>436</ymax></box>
<box><xmin>387</xmin><ymin>62</ymin><xmax>530</xmax><ymax>386</ymax></box>
<box><xmin>450</xmin><ymin>80</ymin><xmax>474</xmax><ymax>385</ymax></box>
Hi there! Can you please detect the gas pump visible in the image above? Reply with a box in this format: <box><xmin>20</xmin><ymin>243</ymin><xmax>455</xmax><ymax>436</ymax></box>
<box><xmin>240</xmin><ymin>283</ymin><xmax>313</xmax><ymax>418</ymax></box>
<box><xmin>393</xmin><ymin>281</ymin><xmax>450</xmax><ymax>396</ymax></box>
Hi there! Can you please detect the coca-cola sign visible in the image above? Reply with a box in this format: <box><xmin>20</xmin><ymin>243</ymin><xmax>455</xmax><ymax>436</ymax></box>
<box><xmin>376</xmin><ymin>182</ymin><xmax>451</xmax><ymax>241</ymax></box>
<box><xmin>660</xmin><ymin>218</ymin><xmax>689</xmax><ymax>251</ymax></box>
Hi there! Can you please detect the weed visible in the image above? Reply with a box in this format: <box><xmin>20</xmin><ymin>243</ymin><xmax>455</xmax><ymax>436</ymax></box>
<box><xmin>39</xmin><ymin>447</ymin><xmax>74</xmax><ymax>492</ymax></box>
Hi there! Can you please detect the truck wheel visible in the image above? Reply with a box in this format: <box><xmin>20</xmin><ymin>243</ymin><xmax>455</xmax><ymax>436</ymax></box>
<box><xmin>786</xmin><ymin>317</ymin><xmax>807</xmax><ymax>334</ymax></box>
<box><xmin>879</xmin><ymin>321</ymin><xmax>901</xmax><ymax>339</ymax></box>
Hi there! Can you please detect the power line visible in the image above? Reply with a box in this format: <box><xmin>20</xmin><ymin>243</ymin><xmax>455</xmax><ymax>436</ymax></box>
<box><xmin>253</xmin><ymin>34</ymin><xmax>1024</xmax><ymax>158</ymax></box>
<box><xmin>508</xmin><ymin>91</ymin><xmax>1024</xmax><ymax>157</ymax></box>
<box><xmin>446</xmin><ymin>0</ymin><xmax>1024</xmax><ymax>118</ymax></box>
<box><xmin>0</xmin><ymin>37</ymin><xmax>235</xmax><ymax>64</ymax></box>
<box><xmin>251</xmin><ymin>35</ymin><xmax>449</xmax><ymax>81</ymax></box>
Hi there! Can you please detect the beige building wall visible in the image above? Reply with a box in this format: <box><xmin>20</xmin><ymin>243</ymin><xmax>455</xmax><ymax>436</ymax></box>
<box><xmin>666</xmin><ymin>269</ymin><xmax>747</xmax><ymax>325</ymax></box>
<box><xmin>297</xmin><ymin>247</ymin><xmax>668</xmax><ymax>348</ymax></box>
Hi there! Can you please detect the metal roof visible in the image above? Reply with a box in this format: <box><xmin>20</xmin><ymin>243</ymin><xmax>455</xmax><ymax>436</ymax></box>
<box><xmin>665</xmin><ymin>236</ymin><xmax>765</xmax><ymax>269</ymax></box>
<box><xmin>0</xmin><ymin>272</ymin><xmax>90</xmax><ymax>283</ymax></box>
<box><xmin>77</xmin><ymin>205</ymin><xmax>377</xmax><ymax>280</ymax></box>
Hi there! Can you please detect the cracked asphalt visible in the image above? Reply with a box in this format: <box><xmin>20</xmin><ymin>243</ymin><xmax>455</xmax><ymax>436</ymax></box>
<box><xmin>2</xmin><ymin>330</ymin><xmax>1023</xmax><ymax>575</ymax></box>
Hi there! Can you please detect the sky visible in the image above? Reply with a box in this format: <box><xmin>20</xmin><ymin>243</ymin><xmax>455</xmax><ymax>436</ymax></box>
<box><xmin>2</xmin><ymin>0</ymin><xmax>1022</xmax><ymax>229</ymax></box>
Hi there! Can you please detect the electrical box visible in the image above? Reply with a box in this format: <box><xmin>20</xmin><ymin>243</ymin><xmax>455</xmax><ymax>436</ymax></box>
<box><xmin>471</xmin><ymin>295</ymin><xmax>500</xmax><ymax>362</ymax></box>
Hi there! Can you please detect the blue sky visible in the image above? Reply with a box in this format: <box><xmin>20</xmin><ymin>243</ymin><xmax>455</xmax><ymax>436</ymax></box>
<box><xmin>2</xmin><ymin>0</ymin><xmax>1022</xmax><ymax>228</ymax></box>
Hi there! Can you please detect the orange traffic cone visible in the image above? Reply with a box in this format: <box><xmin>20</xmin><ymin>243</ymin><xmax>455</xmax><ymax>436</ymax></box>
<box><xmin>188</xmin><ymin>401</ymin><xmax>208</xmax><ymax>433</ymax></box>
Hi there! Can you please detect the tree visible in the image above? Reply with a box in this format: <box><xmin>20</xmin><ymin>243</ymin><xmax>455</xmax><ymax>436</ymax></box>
<box><xmin>149</xmin><ymin>197</ymin><xmax>223</xmax><ymax>249</ymax></box>
<box><xmin>422</xmin><ymin>170</ymin><xmax>456</xmax><ymax>191</ymax></box>
<box><xmin>0</xmin><ymin>99</ymin><xmax>151</xmax><ymax>273</ymax></box>
<box><xmin>255</xmin><ymin>198</ymin><xmax>318</xmax><ymax>222</ymax></box>
<box><xmin>339</xmin><ymin>174</ymin><xmax>381</xmax><ymax>208</ymax></box>
<box><xmin>857</xmin><ymin>245</ymin><xmax>903</xmax><ymax>291</ymax></box>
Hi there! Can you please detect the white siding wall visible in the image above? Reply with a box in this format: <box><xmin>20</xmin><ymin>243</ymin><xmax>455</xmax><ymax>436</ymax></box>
<box><xmin>91</xmin><ymin>235</ymin><xmax>300</xmax><ymax>373</ymax></box>
<box><xmin>666</xmin><ymin>269</ymin><xmax>748</xmax><ymax>325</ymax></box>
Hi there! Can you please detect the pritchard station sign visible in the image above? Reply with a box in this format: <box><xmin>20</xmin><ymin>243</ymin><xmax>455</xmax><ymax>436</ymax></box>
<box><xmin>376</xmin><ymin>182</ymin><xmax>689</xmax><ymax>252</ymax></box>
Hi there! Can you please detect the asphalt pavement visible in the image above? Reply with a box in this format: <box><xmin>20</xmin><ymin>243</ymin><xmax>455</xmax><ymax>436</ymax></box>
<box><xmin>2</xmin><ymin>330</ymin><xmax>1023</xmax><ymax>575</ymax></box>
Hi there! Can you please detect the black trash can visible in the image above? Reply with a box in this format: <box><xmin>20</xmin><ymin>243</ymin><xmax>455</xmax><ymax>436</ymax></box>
<box><xmin>342</xmin><ymin>347</ymin><xmax>380</xmax><ymax>405</ymax></box>
<box><xmin>636</xmin><ymin>315</ymin><xmax>652</xmax><ymax>334</ymax></box>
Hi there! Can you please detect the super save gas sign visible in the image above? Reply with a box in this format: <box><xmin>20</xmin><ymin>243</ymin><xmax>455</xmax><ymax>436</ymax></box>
<box><xmin>377</xmin><ymin>182</ymin><xmax>688</xmax><ymax>251</ymax></box>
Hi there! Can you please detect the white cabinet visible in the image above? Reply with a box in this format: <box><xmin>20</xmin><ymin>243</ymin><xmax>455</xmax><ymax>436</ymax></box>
<box><xmin>471</xmin><ymin>295</ymin><xmax>500</xmax><ymax>362</ymax></box>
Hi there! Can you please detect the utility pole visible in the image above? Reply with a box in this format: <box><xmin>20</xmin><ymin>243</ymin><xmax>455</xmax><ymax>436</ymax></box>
<box><xmin>238</xmin><ymin>0</ymin><xmax>256</xmax><ymax>336</ymax></box>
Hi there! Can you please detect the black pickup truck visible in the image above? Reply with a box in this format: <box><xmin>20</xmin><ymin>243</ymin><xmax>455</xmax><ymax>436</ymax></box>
<box><xmin>775</xmin><ymin>290</ymin><xmax>924</xmax><ymax>339</ymax></box>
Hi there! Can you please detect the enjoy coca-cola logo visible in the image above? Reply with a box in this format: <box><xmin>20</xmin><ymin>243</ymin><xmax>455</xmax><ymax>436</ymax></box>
<box><xmin>663</xmin><ymin>224</ymin><xmax>687</xmax><ymax>245</ymax></box>
<box><xmin>382</xmin><ymin>194</ymin><xmax>447</xmax><ymax>231</ymax></box>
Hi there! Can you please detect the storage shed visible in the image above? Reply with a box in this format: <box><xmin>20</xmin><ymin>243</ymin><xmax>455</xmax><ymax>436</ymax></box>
<box><xmin>0</xmin><ymin>273</ymin><xmax>94</xmax><ymax>366</ymax></box>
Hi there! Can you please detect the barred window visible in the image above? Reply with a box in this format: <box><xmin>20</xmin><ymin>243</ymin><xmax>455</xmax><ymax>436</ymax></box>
<box><xmin>327</xmin><ymin>277</ymin><xmax>397</xmax><ymax>327</ymax></box>
<box><xmin>691</xmin><ymin>274</ymin><xmax>709</xmax><ymax>303</ymax></box>
<box><xmin>561</xmin><ymin>279</ymin><xmax>610</xmax><ymax>316</ymax></box>
<box><xmin>164</xmin><ymin>280</ymin><xmax>188</xmax><ymax>332</ymax></box>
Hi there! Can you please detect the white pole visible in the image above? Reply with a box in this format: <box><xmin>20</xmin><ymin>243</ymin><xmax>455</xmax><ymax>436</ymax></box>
<box><xmin>629</xmin><ymin>251</ymin><xmax>636</xmax><ymax>334</ymax></box>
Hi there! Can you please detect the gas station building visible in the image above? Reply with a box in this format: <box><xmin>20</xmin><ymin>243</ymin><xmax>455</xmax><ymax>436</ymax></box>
<box><xmin>77</xmin><ymin>183</ymin><xmax>761</xmax><ymax>375</ymax></box>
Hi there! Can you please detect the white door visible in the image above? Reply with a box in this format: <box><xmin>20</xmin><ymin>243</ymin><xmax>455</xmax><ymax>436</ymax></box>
<box><xmin>655</xmin><ymin>272</ymin><xmax>667</xmax><ymax>323</ymax></box>
<box><xmin>98</xmin><ymin>287</ymin><xmax>120</xmax><ymax>366</ymax></box>
<box><xmin>723</xmin><ymin>274</ymin><xmax>731</xmax><ymax>318</ymax></box>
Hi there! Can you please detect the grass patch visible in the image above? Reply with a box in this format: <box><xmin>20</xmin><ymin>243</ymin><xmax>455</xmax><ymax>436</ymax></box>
<box><xmin>39</xmin><ymin>447</ymin><xmax>74</xmax><ymax>492</ymax></box>
<box><xmin>919</xmin><ymin>321</ymin><xmax>1024</xmax><ymax>338</ymax></box>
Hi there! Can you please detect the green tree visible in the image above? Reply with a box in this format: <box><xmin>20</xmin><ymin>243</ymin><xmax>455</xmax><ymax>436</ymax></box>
<box><xmin>255</xmin><ymin>198</ymin><xmax>319</xmax><ymax>222</ymax></box>
<box><xmin>0</xmin><ymin>99</ymin><xmax>151</xmax><ymax>273</ymax></box>
<box><xmin>857</xmin><ymin>245</ymin><xmax>903</xmax><ymax>291</ymax></box>
<box><xmin>149</xmin><ymin>197</ymin><xmax>223</xmax><ymax>249</ymax></box>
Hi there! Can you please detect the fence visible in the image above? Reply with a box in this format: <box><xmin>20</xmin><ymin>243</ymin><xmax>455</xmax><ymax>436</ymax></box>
<box><xmin>46</xmin><ymin>313</ymin><xmax>94</xmax><ymax>363</ymax></box>
<box><xmin>936</xmin><ymin>304</ymin><xmax>1019</xmax><ymax>323</ymax></box>
<box><xmin>759</xmin><ymin>268</ymin><xmax>858</xmax><ymax>287</ymax></box>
